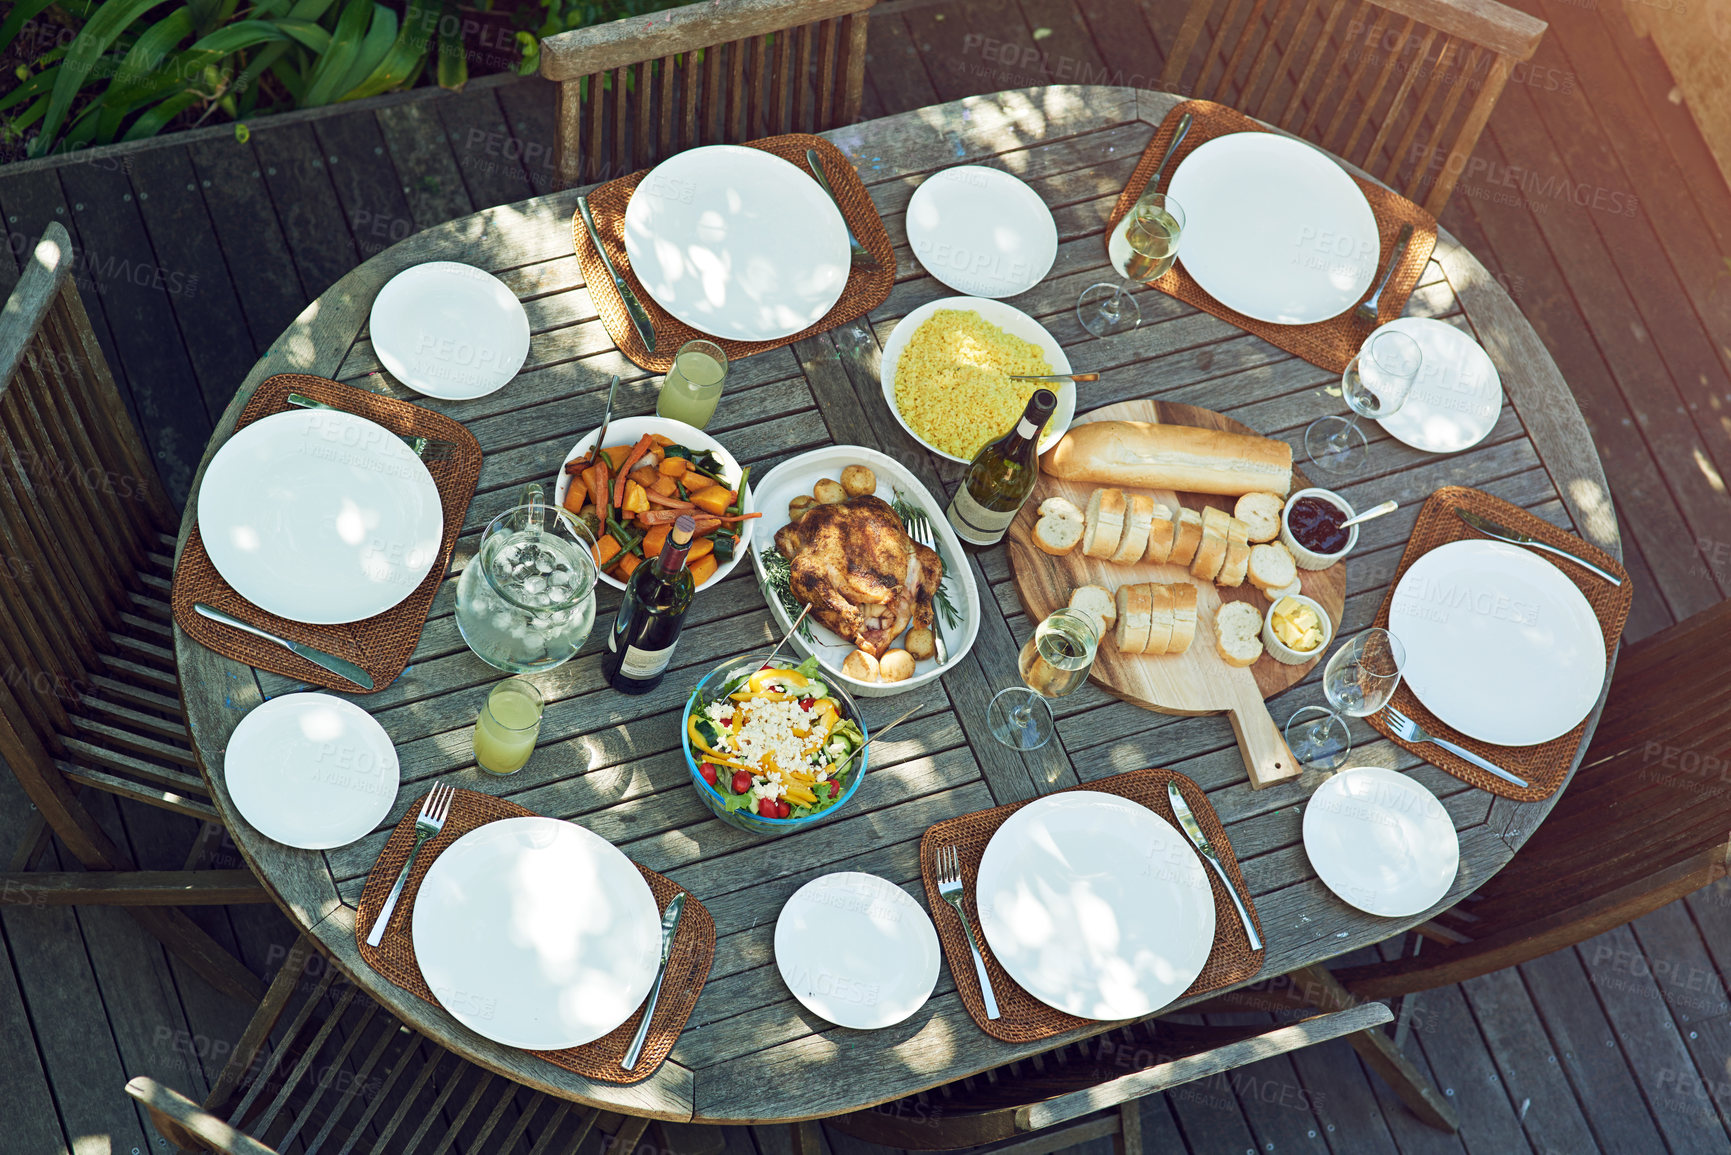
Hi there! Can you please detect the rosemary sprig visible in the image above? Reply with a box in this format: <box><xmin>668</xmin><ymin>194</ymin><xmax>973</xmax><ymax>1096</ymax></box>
<box><xmin>759</xmin><ymin>548</ymin><xmax>815</xmax><ymax>639</ymax></box>
<box><xmin>890</xmin><ymin>490</ymin><xmax>962</xmax><ymax>631</ymax></box>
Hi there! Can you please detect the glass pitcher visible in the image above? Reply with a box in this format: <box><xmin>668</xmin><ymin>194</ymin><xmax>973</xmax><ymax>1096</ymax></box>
<box><xmin>455</xmin><ymin>483</ymin><xmax>598</xmax><ymax>673</ymax></box>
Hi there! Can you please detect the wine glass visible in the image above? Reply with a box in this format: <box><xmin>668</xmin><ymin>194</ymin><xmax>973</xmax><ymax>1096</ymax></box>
<box><xmin>989</xmin><ymin>608</ymin><xmax>1099</xmax><ymax>750</ymax></box>
<box><xmin>1305</xmin><ymin>329</ymin><xmax>1422</xmax><ymax>475</ymax></box>
<box><xmin>1077</xmin><ymin>195</ymin><xmax>1185</xmax><ymax>339</ymax></box>
<box><xmin>1284</xmin><ymin>629</ymin><xmax>1407</xmax><ymax>770</ymax></box>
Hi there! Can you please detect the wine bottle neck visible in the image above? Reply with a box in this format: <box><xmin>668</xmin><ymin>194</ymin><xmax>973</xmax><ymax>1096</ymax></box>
<box><xmin>655</xmin><ymin>536</ymin><xmax>692</xmax><ymax>577</ymax></box>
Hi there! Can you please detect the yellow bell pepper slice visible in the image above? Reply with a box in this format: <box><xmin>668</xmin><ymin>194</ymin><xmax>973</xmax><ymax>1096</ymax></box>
<box><xmin>783</xmin><ymin>785</ymin><xmax>818</xmax><ymax>805</ymax></box>
<box><xmin>749</xmin><ymin>669</ymin><xmax>809</xmax><ymax>693</ymax></box>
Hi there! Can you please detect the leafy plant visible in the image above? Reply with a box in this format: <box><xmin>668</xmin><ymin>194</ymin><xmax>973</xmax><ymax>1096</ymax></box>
<box><xmin>1</xmin><ymin>0</ymin><xmax>442</xmax><ymax>155</ymax></box>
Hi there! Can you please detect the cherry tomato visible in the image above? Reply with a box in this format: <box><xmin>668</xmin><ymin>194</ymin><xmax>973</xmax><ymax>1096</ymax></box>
<box><xmin>799</xmin><ymin>697</ymin><xmax>814</xmax><ymax>711</ymax></box>
<box><xmin>699</xmin><ymin>762</ymin><xmax>719</xmax><ymax>785</ymax></box>
<box><xmin>776</xmin><ymin>800</ymin><xmax>792</xmax><ymax>819</ymax></box>
<box><xmin>731</xmin><ymin>770</ymin><xmax>754</xmax><ymax>795</ymax></box>
<box><xmin>826</xmin><ymin>780</ymin><xmax>841</xmax><ymax>799</ymax></box>
<box><xmin>757</xmin><ymin>798</ymin><xmax>779</xmax><ymax>818</ymax></box>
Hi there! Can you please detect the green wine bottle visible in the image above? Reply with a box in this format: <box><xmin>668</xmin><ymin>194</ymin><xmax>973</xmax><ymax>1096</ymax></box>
<box><xmin>946</xmin><ymin>388</ymin><xmax>1058</xmax><ymax>547</ymax></box>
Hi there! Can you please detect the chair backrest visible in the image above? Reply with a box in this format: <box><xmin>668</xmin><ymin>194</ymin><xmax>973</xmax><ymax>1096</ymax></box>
<box><xmin>1160</xmin><ymin>0</ymin><xmax>1547</xmax><ymax>216</ymax></box>
<box><xmin>1333</xmin><ymin>597</ymin><xmax>1731</xmax><ymax>999</ymax></box>
<box><xmin>0</xmin><ymin>224</ymin><xmax>177</xmax><ymax>825</ymax></box>
<box><xmin>538</xmin><ymin>0</ymin><xmax>876</xmax><ymax>188</ymax></box>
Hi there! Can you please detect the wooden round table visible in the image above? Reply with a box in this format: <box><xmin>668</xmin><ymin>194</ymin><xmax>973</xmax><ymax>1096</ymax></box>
<box><xmin>175</xmin><ymin>85</ymin><xmax>1621</xmax><ymax>1124</ymax></box>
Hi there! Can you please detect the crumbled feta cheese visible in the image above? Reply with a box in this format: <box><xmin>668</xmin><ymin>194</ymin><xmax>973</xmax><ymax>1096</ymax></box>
<box><xmin>728</xmin><ymin>697</ymin><xmax>825</xmax><ymax>777</ymax></box>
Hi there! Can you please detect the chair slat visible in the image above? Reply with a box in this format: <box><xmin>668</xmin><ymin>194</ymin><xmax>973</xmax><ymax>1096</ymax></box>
<box><xmin>1321</xmin><ymin>6</ymin><xmax>1394</xmax><ymax>152</ymax></box>
<box><xmin>1200</xmin><ymin>0</ymin><xmax>1255</xmax><ymax>100</ymax></box>
<box><xmin>703</xmin><ymin>40</ymin><xmax>724</xmax><ymax>144</ymax></box>
<box><xmin>769</xmin><ymin>27</ymin><xmax>790</xmax><ymax>135</ymax></box>
<box><xmin>58</xmin><ymin>763</ymin><xmax>219</xmax><ymax>822</ymax></box>
<box><xmin>611</xmin><ymin>66</ymin><xmax>629</xmax><ymax>177</ymax></box>
<box><xmin>727</xmin><ymin>37</ymin><xmax>748</xmax><ymax>142</ymax></box>
<box><xmin>749</xmin><ymin>33</ymin><xmax>770</xmax><ymax>139</ymax></box>
<box><xmin>354</xmin><ymin>1048</ymin><xmax>450</xmax><ymax>1155</ymax></box>
<box><xmin>275</xmin><ymin>999</ymin><xmax>382</xmax><ymax>1151</ymax></box>
<box><xmin>67</xmin><ymin>715</ymin><xmax>195</xmax><ymax>768</ymax></box>
<box><xmin>1282</xmin><ymin>0</ymin><xmax>1355</xmax><ymax>128</ymax></box>
<box><xmin>634</xmin><ymin>59</ymin><xmax>654</xmax><ymax>172</ymax></box>
<box><xmin>1362</xmin><ymin>24</ymin><xmax>1437</xmax><ymax>166</ymax></box>
<box><xmin>793</xmin><ymin>22</ymin><xmax>814</xmax><ymax>133</ymax></box>
<box><xmin>423</xmin><ymin>1070</ymin><xmax>498</xmax><ymax>1155</ymax></box>
<box><xmin>839</xmin><ymin>12</ymin><xmax>867</xmax><ymax>124</ymax></box>
<box><xmin>681</xmin><ymin>50</ymin><xmax>701</xmax><ymax>153</ymax></box>
<box><xmin>815</xmin><ymin>17</ymin><xmax>839</xmax><ymax>128</ymax></box>
<box><xmin>250</xmin><ymin>984</ymin><xmax>360</xmax><ymax>1136</ymax></box>
<box><xmin>658</xmin><ymin>54</ymin><xmax>677</xmax><ymax>157</ymax></box>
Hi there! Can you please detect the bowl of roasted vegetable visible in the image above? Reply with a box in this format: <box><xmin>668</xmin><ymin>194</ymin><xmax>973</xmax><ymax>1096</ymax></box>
<box><xmin>682</xmin><ymin>655</ymin><xmax>870</xmax><ymax>835</ymax></box>
<box><xmin>554</xmin><ymin>416</ymin><xmax>758</xmax><ymax>592</ymax></box>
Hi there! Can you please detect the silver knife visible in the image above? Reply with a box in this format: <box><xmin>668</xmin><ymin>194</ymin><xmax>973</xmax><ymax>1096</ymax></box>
<box><xmin>805</xmin><ymin>148</ymin><xmax>877</xmax><ymax>268</ymax></box>
<box><xmin>1137</xmin><ymin>110</ymin><xmax>1193</xmax><ymax>202</ymax></box>
<box><xmin>1167</xmin><ymin>780</ymin><xmax>1262</xmax><ymax>952</ymax></box>
<box><xmin>623</xmin><ymin>891</ymin><xmax>686</xmax><ymax>1070</ymax></box>
<box><xmin>193</xmin><ymin>603</ymin><xmax>375</xmax><ymax>691</ymax></box>
<box><xmin>1454</xmin><ymin>508</ymin><xmax>1623</xmax><ymax>586</ymax></box>
<box><xmin>577</xmin><ymin>195</ymin><xmax>657</xmax><ymax>354</ymax></box>
<box><xmin>591</xmin><ymin>373</ymin><xmax>620</xmax><ymax>460</ymax></box>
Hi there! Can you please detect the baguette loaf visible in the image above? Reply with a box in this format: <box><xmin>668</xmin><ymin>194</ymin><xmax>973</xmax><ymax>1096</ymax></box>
<box><xmin>1191</xmin><ymin>507</ymin><xmax>1231</xmax><ymax>581</ymax></box>
<box><xmin>1112</xmin><ymin>494</ymin><xmax>1156</xmax><ymax>565</ymax></box>
<box><xmin>1168</xmin><ymin>583</ymin><xmax>1198</xmax><ymax>654</ymax></box>
<box><xmin>1115</xmin><ymin>583</ymin><xmax>1152</xmax><ymax>654</ymax></box>
<box><xmin>1043</xmin><ymin>420</ymin><xmax>1293</xmax><ymax>497</ymax></box>
<box><xmin>1145</xmin><ymin>582</ymin><xmax>1175</xmax><ymax>656</ymax></box>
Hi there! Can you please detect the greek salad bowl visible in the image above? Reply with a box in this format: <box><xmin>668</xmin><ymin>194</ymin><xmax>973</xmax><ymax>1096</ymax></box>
<box><xmin>681</xmin><ymin>655</ymin><xmax>870</xmax><ymax>836</ymax></box>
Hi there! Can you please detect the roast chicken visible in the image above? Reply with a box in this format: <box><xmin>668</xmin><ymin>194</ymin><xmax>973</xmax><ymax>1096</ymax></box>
<box><xmin>775</xmin><ymin>495</ymin><xmax>943</xmax><ymax>658</ymax></box>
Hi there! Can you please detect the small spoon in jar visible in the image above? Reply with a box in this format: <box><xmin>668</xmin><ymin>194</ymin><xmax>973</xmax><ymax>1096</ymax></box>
<box><xmin>1340</xmin><ymin>499</ymin><xmax>1399</xmax><ymax>529</ymax></box>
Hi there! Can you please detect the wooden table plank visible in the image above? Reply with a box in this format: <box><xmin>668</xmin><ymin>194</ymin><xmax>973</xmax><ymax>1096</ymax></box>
<box><xmin>174</xmin><ymin>85</ymin><xmax>1619</xmax><ymax>1126</ymax></box>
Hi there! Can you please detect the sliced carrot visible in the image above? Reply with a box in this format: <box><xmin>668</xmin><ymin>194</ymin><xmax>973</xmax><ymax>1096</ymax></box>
<box><xmin>714</xmin><ymin>511</ymin><xmax>762</xmax><ymax>523</ymax></box>
<box><xmin>561</xmin><ymin>484</ymin><xmax>586</xmax><ymax>514</ymax></box>
<box><xmin>657</xmin><ymin>456</ymin><xmax>688</xmax><ymax>477</ymax></box>
<box><xmin>593</xmin><ymin>533</ymin><xmax>621</xmax><ymax>567</ymax></box>
<box><xmin>637</xmin><ymin>509</ymin><xmax>687</xmax><ymax>525</ymax></box>
<box><xmin>613</xmin><ymin>434</ymin><xmax>656</xmax><ymax>507</ymax></box>
<box><xmin>642</xmin><ymin>524</ymin><xmax>670</xmax><ymax>557</ymax></box>
<box><xmin>687</xmin><ymin>536</ymin><xmax>714</xmax><ymax>563</ymax></box>
<box><xmin>563</xmin><ymin>454</ymin><xmax>593</xmax><ymax>476</ymax></box>
<box><xmin>616</xmin><ymin>553</ymin><xmax>643</xmax><ymax>579</ymax></box>
<box><xmin>681</xmin><ymin>471</ymin><xmax>715</xmax><ymax>493</ymax></box>
<box><xmin>690</xmin><ymin>554</ymin><xmax>719</xmax><ymax>586</ymax></box>
<box><xmin>690</xmin><ymin>515</ymin><xmax>724</xmax><ymax>534</ymax></box>
<box><xmin>585</xmin><ymin>462</ymin><xmax>610</xmax><ymax>520</ymax></box>
<box><xmin>649</xmin><ymin>433</ymin><xmax>675</xmax><ymax>447</ymax></box>
<box><xmin>646</xmin><ymin>489</ymin><xmax>695</xmax><ymax>509</ymax></box>
<box><xmin>691</xmin><ymin>486</ymin><xmax>733</xmax><ymax>516</ymax></box>
<box><xmin>623</xmin><ymin>480</ymin><xmax>651</xmax><ymax>514</ymax></box>
<box><xmin>602</xmin><ymin>444</ymin><xmax>632</xmax><ymax>470</ymax></box>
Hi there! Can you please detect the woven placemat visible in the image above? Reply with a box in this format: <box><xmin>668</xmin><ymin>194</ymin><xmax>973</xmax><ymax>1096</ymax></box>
<box><xmin>1369</xmin><ymin>487</ymin><xmax>1632</xmax><ymax>800</ymax></box>
<box><xmin>1109</xmin><ymin>100</ymin><xmax>1438</xmax><ymax>374</ymax></box>
<box><xmin>920</xmin><ymin>768</ymin><xmax>1264</xmax><ymax>1044</ymax></box>
<box><xmin>572</xmin><ymin>134</ymin><xmax>895</xmax><ymax>372</ymax></box>
<box><xmin>171</xmin><ymin>374</ymin><xmax>480</xmax><ymax>694</ymax></box>
<box><xmin>355</xmin><ymin>789</ymin><xmax>715</xmax><ymax>1084</ymax></box>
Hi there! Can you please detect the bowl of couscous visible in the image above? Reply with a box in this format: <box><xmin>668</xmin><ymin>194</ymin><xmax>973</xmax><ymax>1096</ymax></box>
<box><xmin>879</xmin><ymin>296</ymin><xmax>1077</xmax><ymax>463</ymax></box>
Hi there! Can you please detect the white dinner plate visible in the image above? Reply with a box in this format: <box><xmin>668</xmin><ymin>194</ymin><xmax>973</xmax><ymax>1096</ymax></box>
<box><xmin>412</xmin><ymin>817</ymin><xmax>662</xmax><ymax>1050</ymax></box>
<box><xmin>878</xmin><ymin>296</ymin><xmax>1075</xmax><ymax>463</ymax></box>
<box><xmin>198</xmin><ymin>409</ymin><xmax>444</xmax><ymax>625</ymax></box>
<box><xmin>622</xmin><ymin>145</ymin><xmax>850</xmax><ymax>342</ymax></box>
<box><xmin>369</xmin><ymin>262</ymin><xmax>530</xmax><ymax>400</ymax></box>
<box><xmin>1374</xmin><ymin>318</ymin><xmax>1504</xmax><ymax>452</ymax></box>
<box><xmin>1389</xmin><ymin>539</ymin><xmax>1607</xmax><ymax>746</ymax></box>
<box><xmin>1303</xmin><ymin>766</ymin><xmax>1459</xmax><ymax>917</ymax></box>
<box><xmin>906</xmin><ymin>165</ymin><xmax>1058</xmax><ymax>298</ymax></box>
<box><xmin>551</xmin><ymin>415</ymin><xmax>754</xmax><ymax>593</ymax></box>
<box><xmin>774</xmin><ymin>872</ymin><xmax>941</xmax><ymax>1030</ymax></box>
<box><xmin>1166</xmin><ymin>132</ymin><xmax>1380</xmax><ymax>325</ymax></box>
<box><xmin>749</xmin><ymin>445</ymin><xmax>981</xmax><ymax>698</ymax></box>
<box><xmin>224</xmin><ymin>693</ymin><xmax>399</xmax><ymax>850</ymax></box>
<box><xmin>976</xmin><ymin>792</ymin><xmax>1216</xmax><ymax>1020</ymax></box>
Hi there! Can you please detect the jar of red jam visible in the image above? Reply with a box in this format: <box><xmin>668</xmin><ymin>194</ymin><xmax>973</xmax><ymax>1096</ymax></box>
<box><xmin>1280</xmin><ymin>488</ymin><xmax>1358</xmax><ymax>569</ymax></box>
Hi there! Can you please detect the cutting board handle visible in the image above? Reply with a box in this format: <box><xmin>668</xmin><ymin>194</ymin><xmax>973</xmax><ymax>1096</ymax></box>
<box><xmin>1227</xmin><ymin>690</ymin><xmax>1302</xmax><ymax>789</ymax></box>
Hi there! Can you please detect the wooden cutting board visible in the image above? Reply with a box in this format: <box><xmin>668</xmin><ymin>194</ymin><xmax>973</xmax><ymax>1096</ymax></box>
<box><xmin>1008</xmin><ymin>400</ymin><xmax>1346</xmax><ymax>789</ymax></box>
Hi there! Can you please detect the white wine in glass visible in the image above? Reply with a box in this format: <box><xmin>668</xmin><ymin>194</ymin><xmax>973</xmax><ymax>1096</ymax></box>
<box><xmin>1122</xmin><ymin>201</ymin><xmax>1183</xmax><ymax>281</ymax></box>
<box><xmin>989</xmin><ymin>608</ymin><xmax>1099</xmax><ymax>750</ymax></box>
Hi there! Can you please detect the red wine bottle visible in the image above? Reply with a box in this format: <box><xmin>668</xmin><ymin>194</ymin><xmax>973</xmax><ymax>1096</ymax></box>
<box><xmin>603</xmin><ymin>515</ymin><xmax>697</xmax><ymax>693</ymax></box>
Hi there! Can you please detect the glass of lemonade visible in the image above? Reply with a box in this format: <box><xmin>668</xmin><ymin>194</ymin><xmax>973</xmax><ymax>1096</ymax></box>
<box><xmin>990</xmin><ymin>608</ymin><xmax>1100</xmax><ymax>750</ymax></box>
<box><xmin>655</xmin><ymin>339</ymin><xmax>728</xmax><ymax>428</ymax></box>
<box><xmin>473</xmin><ymin>677</ymin><xmax>544</xmax><ymax>775</ymax></box>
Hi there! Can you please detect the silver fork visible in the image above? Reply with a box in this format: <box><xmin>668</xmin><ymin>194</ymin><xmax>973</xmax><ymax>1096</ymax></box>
<box><xmin>1383</xmin><ymin>706</ymin><xmax>1529</xmax><ymax>790</ymax></box>
<box><xmin>365</xmin><ymin>784</ymin><xmax>456</xmax><ymax>947</ymax></box>
<box><xmin>935</xmin><ymin>845</ymin><xmax>1000</xmax><ymax>1019</ymax></box>
<box><xmin>901</xmin><ymin>509</ymin><xmax>950</xmax><ymax>664</ymax></box>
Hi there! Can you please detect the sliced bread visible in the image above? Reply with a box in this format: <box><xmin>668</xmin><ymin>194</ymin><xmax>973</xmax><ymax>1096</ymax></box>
<box><xmin>1083</xmin><ymin>488</ymin><xmax>1126</xmax><ymax>559</ymax></box>
<box><xmin>1191</xmin><ymin>506</ymin><xmax>1231</xmax><ymax>582</ymax></box>
<box><xmin>1168</xmin><ymin>507</ymin><xmax>1204</xmax><ymax>566</ymax></box>
<box><xmin>1115</xmin><ymin>583</ymin><xmax>1152</xmax><ymax>654</ymax></box>
<box><xmin>1235</xmin><ymin>491</ymin><xmax>1284</xmax><ymax>543</ymax></box>
<box><xmin>1218</xmin><ymin>538</ymin><xmax>1251</xmax><ymax>586</ymax></box>
<box><xmin>1168</xmin><ymin>582</ymin><xmax>1199</xmax><ymax>654</ymax></box>
<box><xmin>1040</xmin><ymin>497</ymin><xmax>1084</xmax><ymax>521</ymax></box>
<box><xmin>1144</xmin><ymin>502</ymin><xmax>1177</xmax><ymax>564</ymax></box>
<box><xmin>1067</xmin><ymin>584</ymin><xmax>1116</xmax><ymax>642</ymax></box>
<box><xmin>1214</xmin><ymin>601</ymin><xmax>1265</xmax><ymax>667</ymax></box>
<box><xmin>1112</xmin><ymin>494</ymin><xmax>1156</xmax><ymax>565</ymax></box>
<box><xmin>1145</xmin><ymin>582</ymin><xmax>1175</xmax><ymax>656</ymax></box>
<box><xmin>1033</xmin><ymin>507</ymin><xmax>1084</xmax><ymax>555</ymax></box>
<box><xmin>1264</xmin><ymin>576</ymin><xmax>1303</xmax><ymax>602</ymax></box>
<box><xmin>1248</xmin><ymin>542</ymin><xmax>1299</xmax><ymax>592</ymax></box>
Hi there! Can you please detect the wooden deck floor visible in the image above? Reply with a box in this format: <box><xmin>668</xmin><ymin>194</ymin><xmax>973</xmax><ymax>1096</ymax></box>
<box><xmin>4</xmin><ymin>1</ymin><xmax>1730</xmax><ymax>1152</ymax></box>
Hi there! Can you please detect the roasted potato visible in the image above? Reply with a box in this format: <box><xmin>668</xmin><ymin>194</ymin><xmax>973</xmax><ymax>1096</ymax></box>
<box><xmin>840</xmin><ymin>464</ymin><xmax>877</xmax><ymax>497</ymax></box>
<box><xmin>879</xmin><ymin>649</ymin><xmax>915</xmax><ymax>682</ymax></box>
<box><xmin>841</xmin><ymin>649</ymin><xmax>880</xmax><ymax>682</ymax></box>
<box><xmin>904</xmin><ymin>627</ymin><xmax>935</xmax><ymax>661</ymax></box>
<box><xmin>814</xmin><ymin>478</ymin><xmax>847</xmax><ymax>504</ymax></box>
<box><xmin>788</xmin><ymin>494</ymin><xmax>819</xmax><ymax>521</ymax></box>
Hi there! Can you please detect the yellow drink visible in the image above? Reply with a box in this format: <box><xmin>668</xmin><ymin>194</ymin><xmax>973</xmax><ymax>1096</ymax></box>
<box><xmin>1122</xmin><ymin>206</ymin><xmax>1182</xmax><ymax>282</ymax></box>
<box><xmin>656</xmin><ymin>340</ymin><xmax>728</xmax><ymax>428</ymax></box>
<box><xmin>473</xmin><ymin>678</ymin><xmax>543</xmax><ymax>775</ymax></box>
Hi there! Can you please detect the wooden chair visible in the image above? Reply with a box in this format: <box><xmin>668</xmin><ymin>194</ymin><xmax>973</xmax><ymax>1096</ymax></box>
<box><xmin>538</xmin><ymin>0</ymin><xmax>876</xmax><ymax>188</ymax></box>
<box><xmin>1159</xmin><ymin>0</ymin><xmax>1548</xmax><ymax>215</ymax></box>
<box><xmin>126</xmin><ymin>936</ymin><xmax>644</xmax><ymax>1155</ymax></box>
<box><xmin>0</xmin><ymin>222</ymin><xmax>268</xmax><ymax>1003</ymax></box>
<box><xmin>823</xmin><ymin>1002</ymin><xmax>1392</xmax><ymax>1154</ymax></box>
